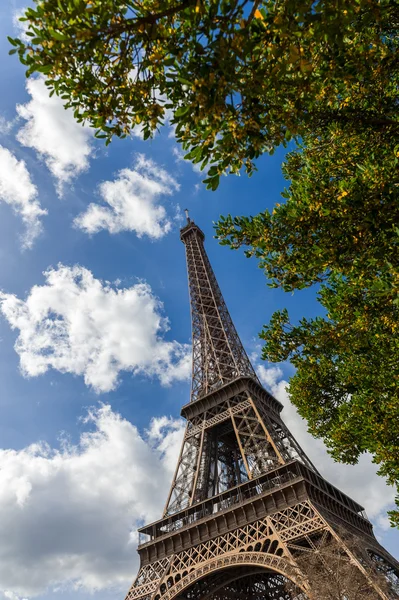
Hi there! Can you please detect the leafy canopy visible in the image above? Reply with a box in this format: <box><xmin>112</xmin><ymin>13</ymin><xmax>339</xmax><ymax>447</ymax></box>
<box><xmin>216</xmin><ymin>121</ymin><xmax>399</xmax><ymax>525</ymax></box>
<box><xmin>10</xmin><ymin>0</ymin><xmax>398</xmax><ymax>189</ymax></box>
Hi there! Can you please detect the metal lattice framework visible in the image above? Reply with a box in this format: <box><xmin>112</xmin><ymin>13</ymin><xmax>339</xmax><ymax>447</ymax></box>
<box><xmin>181</xmin><ymin>220</ymin><xmax>257</xmax><ymax>403</ymax></box>
<box><xmin>175</xmin><ymin>569</ymin><xmax>307</xmax><ymax>600</ymax></box>
<box><xmin>163</xmin><ymin>385</ymin><xmax>318</xmax><ymax>516</ymax></box>
<box><xmin>123</xmin><ymin>218</ymin><xmax>399</xmax><ymax>600</ymax></box>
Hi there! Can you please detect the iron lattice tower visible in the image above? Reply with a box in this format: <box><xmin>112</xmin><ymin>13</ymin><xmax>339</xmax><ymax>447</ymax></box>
<box><xmin>124</xmin><ymin>218</ymin><xmax>399</xmax><ymax>600</ymax></box>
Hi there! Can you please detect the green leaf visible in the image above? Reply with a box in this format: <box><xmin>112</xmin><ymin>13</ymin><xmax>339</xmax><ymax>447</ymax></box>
<box><xmin>36</xmin><ymin>65</ymin><xmax>53</xmax><ymax>73</ymax></box>
<box><xmin>49</xmin><ymin>29</ymin><xmax>69</xmax><ymax>41</ymax></box>
<box><xmin>175</xmin><ymin>105</ymin><xmax>190</xmax><ymax>117</ymax></box>
<box><xmin>176</xmin><ymin>76</ymin><xmax>192</xmax><ymax>86</ymax></box>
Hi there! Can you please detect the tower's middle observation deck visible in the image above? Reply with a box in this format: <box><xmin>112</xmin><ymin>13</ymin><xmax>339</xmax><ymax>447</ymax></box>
<box><xmin>138</xmin><ymin>458</ymin><xmax>372</xmax><ymax>561</ymax></box>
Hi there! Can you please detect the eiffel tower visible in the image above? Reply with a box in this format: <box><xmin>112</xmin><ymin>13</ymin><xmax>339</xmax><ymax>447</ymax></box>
<box><xmin>125</xmin><ymin>216</ymin><xmax>399</xmax><ymax>600</ymax></box>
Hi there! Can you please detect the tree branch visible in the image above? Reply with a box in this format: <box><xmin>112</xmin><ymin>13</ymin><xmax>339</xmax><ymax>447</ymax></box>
<box><xmin>108</xmin><ymin>0</ymin><xmax>197</xmax><ymax>34</ymax></box>
<box><xmin>246</xmin><ymin>0</ymin><xmax>261</xmax><ymax>27</ymax></box>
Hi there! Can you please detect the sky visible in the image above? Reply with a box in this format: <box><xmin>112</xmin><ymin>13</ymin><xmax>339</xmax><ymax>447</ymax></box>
<box><xmin>0</xmin><ymin>2</ymin><xmax>397</xmax><ymax>600</ymax></box>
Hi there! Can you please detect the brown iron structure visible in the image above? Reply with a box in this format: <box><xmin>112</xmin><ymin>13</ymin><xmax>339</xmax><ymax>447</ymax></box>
<box><xmin>124</xmin><ymin>217</ymin><xmax>399</xmax><ymax>600</ymax></box>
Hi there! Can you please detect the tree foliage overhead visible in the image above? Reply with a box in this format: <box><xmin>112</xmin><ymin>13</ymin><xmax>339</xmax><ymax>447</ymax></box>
<box><xmin>216</xmin><ymin>119</ymin><xmax>399</xmax><ymax>525</ymax></box>
<box><xmin>9</xmin><ymin>0</ymin><xmax>398</xmax><ymax>189</ymax></box>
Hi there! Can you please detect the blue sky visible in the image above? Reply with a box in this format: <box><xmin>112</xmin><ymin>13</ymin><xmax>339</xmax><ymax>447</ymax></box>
<box><xmin>0</xmin><ymin>2</ymin><xmax>397</xmax><ymax>599</ymax></box>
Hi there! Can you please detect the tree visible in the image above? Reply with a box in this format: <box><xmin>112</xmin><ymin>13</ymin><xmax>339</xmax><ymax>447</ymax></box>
<box><xmin>216</xmin><ymin>121</ymin><xmax>399</xmax><ymax>525</ymax></box>
<box><xmin>286</xmin><ymin>530</ymin><xmax>399</xmax><ymax>599</ymax></box>
<box><xmin>9</xmin><ymin>0</ymin><xmax>398</xmax><ymax>189</ymax></box>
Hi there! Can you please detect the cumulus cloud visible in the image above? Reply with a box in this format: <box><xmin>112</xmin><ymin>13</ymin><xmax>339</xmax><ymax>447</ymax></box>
<box><xmin>16</xmin><ymin>77</ymin><xmax>93</xmax><ymax>195</ymax></box>
<box><xmin>74</xmin><ymin>154</ymin><xmax>179</xmax><ymax>239</ymax></box>
<box><xmin>257</xmin><ymin>364</ymin><xmax>396</xmax><ymax>523</ymax></box>
<box><xmin>0</xmin><ymin>145</ymin><xmax>46</xmax><ymax>248</ymax></box>
<box><xmin>0</xmin><ymin>404</ymin><xmax>184</xmax><ymax>598</ymax></box>
<box><xmin>0</xmin><ymin>264</ymin><xmax>191</xmax><ymax>392</ymax></box>
<box><xmin>0</xmin><ymin>116</ymin><xmax>15</xmax><ymax>135</ymax></box>
<box><xmin>13</xmin><ymin>9</ymin><xmax>30</xmax><ymax>42</ymax></box>
<box><xmin>0</xmin><ymin>592</ymin><xmax>27</xmax><ymax>600</ymax></box>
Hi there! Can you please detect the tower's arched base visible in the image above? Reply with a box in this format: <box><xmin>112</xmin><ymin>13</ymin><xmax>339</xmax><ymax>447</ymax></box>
<box><xmin>173</xmin><ymin>564</ymin><xmax>308</xmax><ymax>600</ymax></box>
<box><xmin>159</xmin><ymin>553</ymin><xmax>308</xmax><ymax>600</ymax></box>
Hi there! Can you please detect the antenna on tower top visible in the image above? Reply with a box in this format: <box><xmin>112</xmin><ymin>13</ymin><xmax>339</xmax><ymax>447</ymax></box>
<box><xmin>184</xmin><ymin>208</ymin><xmax>191</xmax><ymax>223</ymax></box>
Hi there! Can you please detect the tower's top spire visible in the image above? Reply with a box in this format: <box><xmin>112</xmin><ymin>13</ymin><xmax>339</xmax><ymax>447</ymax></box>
<box><xmin>180</xmin><ymin>215</ymin><xmax>205</xmax><ymax>243</ymax></box>
<box><xmin>181</xmin><ymin>219</ymin><xmax>258</xmax><ymax>402</ymax></box>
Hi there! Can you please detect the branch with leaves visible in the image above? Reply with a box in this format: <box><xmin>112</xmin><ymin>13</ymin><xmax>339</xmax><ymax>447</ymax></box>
<box><xmin>216</xmin><ymin>123</ymin><xmax>399</xmax><ymax>526</ymax></box>
<box><xmin>9</xmin><ymin>0</ymin><xmax>399</xmax><ymax>189</ymax></box>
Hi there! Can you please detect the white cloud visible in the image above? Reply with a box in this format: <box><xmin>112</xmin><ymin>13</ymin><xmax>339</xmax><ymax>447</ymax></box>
<box><xmin>0</xmin><ymin>592</ymin><xmax>28</xmax><ymax>600</ymax></box>
<box><xmin>0</xmin><ymin>404</ymin><xmax>184</xmax><ymax>598</ymax></box>
<box><xmin>0</xmin><ymin>116</ymin><xmax>15</xmax><ymax>135</ymax></box>
<box><xmin>13</xmin><ymin>9</ymin><xmax>30</xmax><ymax>43</ymax></box>
<box><xmin>0</xmin><ymin>264</ymin><xmax>190</xmax><ymax>392</ymax></box>
<box><xmin>0</xmin><ymin>145</ymin><xmax>46</xmax><ymax>248</ymax></box>
<box><xmin>74</xmin><ymin>154</ymin><xmax>179</xmax><ymax>239</ymax></box>
<box><xmin>16</xmin><ymin>77</ymin><xmax>93</xmax><ymax>195</ymax></box>
<box><xmin>257</xmin><ymin>364</ymin><xmax>396</xmax><ymax>522</ymax></box>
